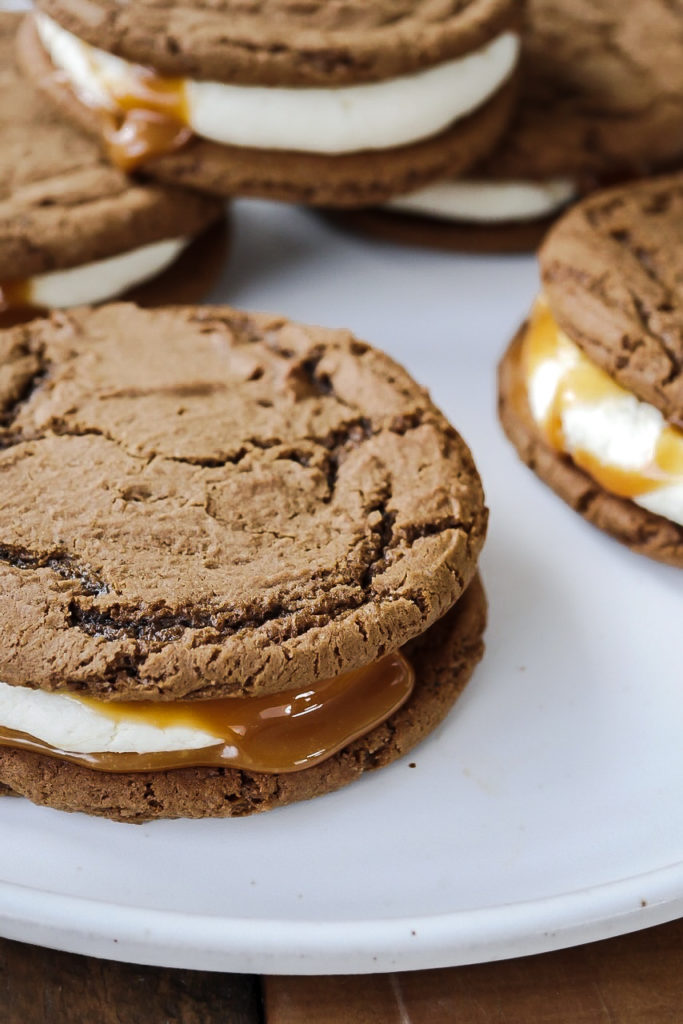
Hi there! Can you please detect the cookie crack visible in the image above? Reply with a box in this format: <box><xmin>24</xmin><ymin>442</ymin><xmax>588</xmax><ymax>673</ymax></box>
<box><xmin>0</xmin><ymin>345</ymin><xmax>49</xmax><ymax>444</ymax></box>
<box><xmin>63</xmin><ymin>497</ymin><xmax>470</xmax><ymax>674</ymax></box>
<box><xmin>0</xmin><ymin>543</ymin><xmax>109</xmax><ymax>596</ymax></box>
<box><xmin>628</xmin><ymin>289</ymin><xmax>682</xmax><ymax>386</ymax></box>
<box><xmin>606</xmin><ymin>223</ymin><xmax>683</xmax><ymax>385</ymax></box>
<box><xmin>545</xmin><ymin>252</ymin><xmax>682</xmax><ymax>389</ymax></box>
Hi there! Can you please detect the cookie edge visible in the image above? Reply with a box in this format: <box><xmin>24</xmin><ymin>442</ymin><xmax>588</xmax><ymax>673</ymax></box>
<box><xmin>19</xmin><ymin>16</ymin><xmax>519</xmax><ymax>207</ymax></box>
<box><xmin>498</xmin><ymin>326</ymin><xmax>683</xmax><ymax>568</ymax></box>
<box><xmin>0</xmin><ymin>574</ymin><xmax>487</xmax><ymax>822</ymax></box>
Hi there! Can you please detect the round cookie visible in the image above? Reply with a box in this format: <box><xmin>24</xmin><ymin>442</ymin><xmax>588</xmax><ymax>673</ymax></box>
<box><xmin>498</xmin><ymin>329</ymin><xmax>683</xmax><ymax>567</ymax></box>
<box><xmin>0</xmin><ymin>574</ymin><xmax>487</xmax><ymax>822</ymax></box>
<box><xmin>540</xmin><ymin>175</ymin><xmax>683</xmax><ymax>430</ymax></box>
<box><xmin>33</xmin><ymin>0</ymin><xmax>516</xmax><ymax>84</ymax></box>
<box><xmin>498</xmin><ymin>173</ymin><xmax>683</xmax><ymax>567</ymax></box>
<box><xmin>0</xmin><ymin>303</ymin><xmax>487</xmax><ymax>701</ymax></box>
<box><xmin>21</xmin><ymin>2</ymin><xmax>521</xmax><ymax>205</ymax></box>
<box><xmin>333</xmin><ymin>0</ymin><xmax>683</xmax><ymax>251</ymax></box>
<box><xmin>0</xmin><ymin>11</ymin><xmax>223</xmax><ymax>314</ymax></box>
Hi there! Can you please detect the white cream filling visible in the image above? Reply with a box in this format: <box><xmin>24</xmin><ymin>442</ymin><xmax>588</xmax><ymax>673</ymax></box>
<box><xmin>386</xmin><ymin>178</ymin><xmax>577</xmax><ymax>224</ymax></box>
<box><xmin>0</xmin><ymin>681</ymin><xmax>218</xmax><ymax>755</ymax></box>
<box><xmin>528</xmin><ymin>338</ymin><xmax>683</xmax><ymax>527</ymax></box>
<box><xmin>24</xmin><ymin>237</ymin><xmax>187</xmax><ymax>308</ymax></box>
<box><xmin>36</xmin><ymin>13</ymin><xmax>520</xmax><ymax>155</ymax></box>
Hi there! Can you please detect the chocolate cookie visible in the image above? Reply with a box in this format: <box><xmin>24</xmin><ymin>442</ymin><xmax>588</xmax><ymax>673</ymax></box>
<box><xmin>333</xmin><ymin>0</ymin><xmax>683</xmax><ymax>251</ymax></box>
<box><xmin>0</xmin><ymin>574</ymin><xmax>487</xmax><ymax>823</ymax></box>
<box><xmin>498</xmin><ymin>173</ymin><xmax>683</xmax><ymax>568</ymax></box>
<box><xmin>21</xmin><ymin>1</ymin><xmax>521</xmax><ymax>205</ymax></box>
<box><xmin>0</xmin><ymin>302</ymin><xmax>487</xmax><ymax>820</ymax></box>
<box><xmin>33</xmin><ymin>0</ymin><xmax>516</xmax><ymax>84</ymax></box>
<box><xmin>0</xmin><ymin>302</ymin><xmax>487</xmax><ymax>700</ymax></box>
<box><xmin>0</xmin><ymin>11</ymin><xmax>223</xmax><ymax>316</ymax></box>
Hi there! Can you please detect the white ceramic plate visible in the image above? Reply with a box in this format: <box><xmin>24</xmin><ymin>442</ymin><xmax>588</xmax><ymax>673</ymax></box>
<box><xmin>1</xmin><ymin>202</ymin><xmax>681</xmax><ymax>975</ymax></box>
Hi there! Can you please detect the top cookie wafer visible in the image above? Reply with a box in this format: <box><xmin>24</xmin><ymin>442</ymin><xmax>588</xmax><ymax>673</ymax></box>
<box><xmin>37</xmin><ymin>0</ymin><xmax>516</xmax><ymax>84</ymax></box>
<box><xmin>540</xmin><ymin>173</ymin><xmax>683</xmax><ymax>429</ymax></box>
<box><xmin>0</xmin><ymin>304</ymin><xmax>487</xmax><ymax>702</ymax></box>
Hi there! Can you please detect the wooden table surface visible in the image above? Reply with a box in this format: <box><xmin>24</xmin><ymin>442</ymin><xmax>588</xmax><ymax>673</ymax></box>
<box><xmin>3</xmin><ymin>918</ymin><xmax>683</xmax><ymax>1023</ymax></box>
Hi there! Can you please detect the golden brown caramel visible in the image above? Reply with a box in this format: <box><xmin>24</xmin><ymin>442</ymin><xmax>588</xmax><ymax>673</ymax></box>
<box><xmin>103</xmin><ymin>108</ymin><xmax>192</xmax><ymax>173</ymax></box>
<box><xmin>0</xmin><ymin>279</ymin><xmax>31</xmax><ymax>312</ymax></box>
<box><xmin>522</xmin><ymin>298</ymin><xmax>683</xmax><ymax>500</ymax></box>
<box><xmin>111</xmin><ymin>70</ymin><xmax>188</xmax><ymax>121</ymax></box>
<box><xmin>0</xmin><ymin>283</ymin><xmax>45</xmax><ymax>326</ymax></box>
<box><xmin>75</xmin><ymin>64</ymin><xmax>191</xmax><ymax>171</ymax></box>
<box><xmin>0</xmin><ymin>652</ymin><xmax>415</xmax><ymax>775</ymax></box>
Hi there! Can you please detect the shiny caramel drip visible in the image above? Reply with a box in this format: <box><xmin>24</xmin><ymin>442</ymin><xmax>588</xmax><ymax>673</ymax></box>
<box><xmin>65</xmin><ymin>58</ymin><xmax>192</xmax><ymax>171</ymax></box>
<box><xmin>102</xmin><ymin>69</ymin><xmax>192</xmax><ymax>171</ymax></box>
<box><xmin>0</xmin><ymin>282</ymin><xmax>44</xmax><ymax>326</ymax></box>
<box><xmin>0</xmin><ymin>652</ymin><xmax>415</xmax><ymax>775</ymax></box>
<box><xmin>522</xmin><ymin>298</ymin><xmax>683</xmax><ymax>499</ymax></box>
<box><xmin>104</xmin><ymin>110</ymin><xmax>192</xmax><ymax>172</ymax></box>
<box><xmin>0</xmin><ymin>279</ymin><xmax>31</xmax><ymax>311</ymax></box>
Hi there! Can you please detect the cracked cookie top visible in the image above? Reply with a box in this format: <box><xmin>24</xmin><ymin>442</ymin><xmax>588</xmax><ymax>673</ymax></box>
<box><xmin>36</xmin><ymin>0</ymin><xmax>518</xmax><ymax>86</ymax></box>
<box><xmin>0</xmin><ymin>304</ymin><xmax>487</xmax><ymax>700</ymax></box>
<box><xmin>0</xmin><ymin>12</ymin><xmax>220</xmax><ymax>281</ymax></box>
<box><xmin>484</xmin><ymin>0</ymin><xmax>683</xmax><ymax>181</ymax></box>
<box><xmin>540</xmin><ymin>173</ymin><xmax>683</xmax><ymax>430</ymax></box>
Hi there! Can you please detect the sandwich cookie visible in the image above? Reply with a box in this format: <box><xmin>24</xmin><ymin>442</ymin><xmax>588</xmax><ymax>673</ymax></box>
<box><xmin>20</xmin><ymin>0</ymin><xmax>521</xmax><ymax>206</ymax></box>
<box><xmin>0</xmin><ymin>303</ymin><xmax>487</xmax><ymax>821</ymax></box>
<box><xmin>0</xmin><ymin>11</ymin><xmax>224</xmax><ymax>323</ymax></box>
<box><xmin>499</xmin><ymin>173</ymin><xmax>683</xmax><ymax>567</ymax></box>
<box><xmin>334</xmin><ymin>0</ymin><xmax>683</xmax><ymax>251</ymax></box>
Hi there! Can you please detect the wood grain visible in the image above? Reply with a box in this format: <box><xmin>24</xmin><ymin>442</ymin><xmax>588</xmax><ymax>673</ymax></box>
<box><xmin>0</xmin><ymin>938</ymin><xmax>262</xmax><ymax>1024</ymax></box>
<box><xmin>264</xmin><ymin>918</ymin><xmax>683</xmax><ymax>1023</ymax></box>
<box><xmin>5</xmin><ymin>918</ymin><xmax>683</xmax><ymax>1023</ymax></box>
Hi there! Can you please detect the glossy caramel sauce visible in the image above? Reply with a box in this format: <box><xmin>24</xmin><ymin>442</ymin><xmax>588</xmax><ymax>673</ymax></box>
<box><xmin>0</xmin><ymin>652</ymin><xmax>415</xmax><ymax>775</ymax></box>
<box><xmin>0</xmin><ymin>280</ymin><xmax>31</xmax><ymax>311</ymax></box>
<box><xmin>522</xmin><ymin>297</ymin><xmax>683</xmax><ymax>499</ymax></box>
<box><xmin>0</xmin><ymin>283</ymin><xmax>45</xmax><ymax>326</ymax></box>
<box><xmin>89</xmin><ymin>68</ymin><xmax>191</xmax><ymax>171</ymax></box>
<box><xmin>104</xmin><ymin>82</ymin><xmax>191</xmax><ymax>171</ymax></box>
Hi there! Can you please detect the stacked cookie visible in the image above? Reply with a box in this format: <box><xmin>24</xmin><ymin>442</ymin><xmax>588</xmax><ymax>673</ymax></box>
<box><xmin>334</xmin><ymin>0</ymin><xmax>683</xmax><ymax>252</ymax></box>
<box><xmin>22</xmin><ymin>0</ymin><xmax>521</xmax><ymax>205</ymax></box>
<box><xmin>0</xmin><ymin>0</ymin><xmax>681</xmax><ymax>829</ymax></box>
<box><xmin>0</xmin><ymin>305</ymin><xmax>487</xmax><ymax>821</ymax></box>
<box><xmin>0</xmin><ymin>11</ymin><xmax>225</xmax><ymax>322</ymax></box>
<box><xmin>2</xmin><ymin>1</ymin><xmax>528</xmax><ymax>317</ymax></box>
<box><xmin>499</xmin><ymin>174</ymin><xmax>683</xmax><ymax>568</ymax></box>
<box><xmin>0</xmin><ymin>0</ymin><xmax>519</xmax><ymax>821</ymax></box>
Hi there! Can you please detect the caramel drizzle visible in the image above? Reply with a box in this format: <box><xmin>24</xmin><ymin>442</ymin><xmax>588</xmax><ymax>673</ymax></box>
<box><xmin>50</xmin><ymin>41</ymin><xmax>192</xmax><ymax>171</ymax></box>
<box><xmin>0</xmin><ymin>280</ymin><xmax>31</xmax><ymax>311</ymax></box>
<box><xmin>0</xmin><ymin>283</ymin><xmax>44</xmax><ymax>327</ymax></box>
<box><xmin>523</xmin><ymin>298</ymin><xmax>683</xmax><ymax>499</ymax></box>
<box><xmin>102</xmin><ymin>72</ymin><xmax>192</xmax><ymax>171</ymax></box>
<box><xmin>0</xmin><ymin>652</ymin><xmax>415</xmax><ymax>775</ymax></box>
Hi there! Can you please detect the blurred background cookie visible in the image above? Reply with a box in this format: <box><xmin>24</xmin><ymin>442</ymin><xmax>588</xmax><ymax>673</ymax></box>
<box><xmin>21</xmin><ymin>0</ymin><xmax>521</xmax><ymax>206</ymax></box>
<box><xmin>0</xmin><ymin>302</ymin><xmax>488</xmax><ymax>820</ymax></box>
<box><xmin>0</xmin><ymin>11</ymin><xmax>225</xmax><ymax>322</ymax></box>
<box><xmin>499</xmin><ymin>172</ymin><xmax>683</xmax><ymax>567</ymax></box>
<box><xmin>331</xmin><ymin>0</ymin><xmax>683</xmax><ymax>251</ymax></box>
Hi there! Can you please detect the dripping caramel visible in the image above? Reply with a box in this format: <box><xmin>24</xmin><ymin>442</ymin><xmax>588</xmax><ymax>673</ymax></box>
<box><xmin>88</xmin><ymin>67</ymin><xmax>191</xmax><ymax>171</ymax></box>
<box><xmin>0</xmin><ymin>282</ymin><xmax>45</xmax><ymax>326</ymax></box>
<box><xmin>0</xmin><ymin>652</ymin><xmax>415</xmax><ymax>775</ymax></box>
<box><xmin>45</xmin><ymin>45</ymin><xmax>192</xmax><ymax>171</ymax></box>
<box><xmin>522</xmin><ymin>298</ymin><xmax>683</xmax><ymax>500</ymax></box>
<box><xmin>0</xmin><ymin>279</ymin><xmax>31</xmax><ymax>311</ymax></box>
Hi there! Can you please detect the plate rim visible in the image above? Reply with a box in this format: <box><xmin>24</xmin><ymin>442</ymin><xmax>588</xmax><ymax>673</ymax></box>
<box><xmin>2</xmin><ymin>857</ymin><xmax>683</xmax><ymax>973</ymax></box>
